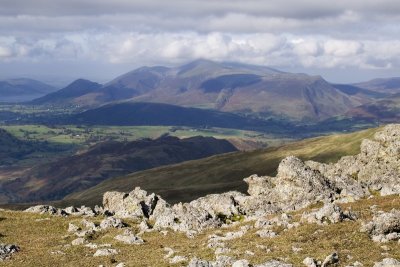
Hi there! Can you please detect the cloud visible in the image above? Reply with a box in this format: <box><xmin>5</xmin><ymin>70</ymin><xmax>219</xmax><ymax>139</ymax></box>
<box><xmin>0</xmin><ymin>0</ymin><xmax>400</xmax><ymax>82</ymax></box>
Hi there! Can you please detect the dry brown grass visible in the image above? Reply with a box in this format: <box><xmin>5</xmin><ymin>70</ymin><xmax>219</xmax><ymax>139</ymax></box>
<box><xmin>1</xmin><ymin>194</ymin><xmax>399</xmax><ymax>266</ymax></box>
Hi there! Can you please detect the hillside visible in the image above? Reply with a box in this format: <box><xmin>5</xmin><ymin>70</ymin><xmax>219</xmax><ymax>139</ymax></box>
<box><xmin>345</xmin><ymin>94</ymin><xmax>400</xmax><ymax>122</ymax></box>
<box><xmin>0</xmin><ymin>78</ymin><xmax>56</xmax><ymax>102</ymax></box>
<box><xmin>0</xmin><ymin>124</ymin><xmax>399</xmax><ymax>267</ymax></box>
<box><xmin>31</xmin><ymin>79</ymin><xmax>102</xmax><ymax>105</ymax></box>
<box><xmin>0</xmin><ymin>136</ymin><xmax>237</xmax><ymax>203</ymax></box>
<box><xmin>32</xmin><ymin>60</ymin><xmax>363</xmax><ymax>121</ymax></box>
<box><xmin>66</xmin><ymin>126</ymin><xmax>379</xmax><ymax>206</ymax></box>
<box><xmin>355</xmin><ymin>77</ymin><xmax>400</xmax><ymax>94</ymax></box>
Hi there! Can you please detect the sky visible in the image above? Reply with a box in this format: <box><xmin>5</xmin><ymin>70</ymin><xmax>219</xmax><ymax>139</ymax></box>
<box><xmin>1</xmin><ymin>0</ymin><xmax>400</xmax><ymax>86</ymax></box>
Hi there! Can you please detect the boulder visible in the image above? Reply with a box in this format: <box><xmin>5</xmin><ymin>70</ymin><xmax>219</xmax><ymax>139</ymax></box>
<box><xmin>301</xmin><ymin>203</ymin><xmax>357</xmax><ymax>225</ymax></box>
<box><xmin>103</xmin><ymin>187</ymin><xmax>165</xmax><ymax>219</ymax></box>
<box><xmin>24</xmin><ymin>205</ymin><xmax>57</xmax><ymax>215</ymax></box>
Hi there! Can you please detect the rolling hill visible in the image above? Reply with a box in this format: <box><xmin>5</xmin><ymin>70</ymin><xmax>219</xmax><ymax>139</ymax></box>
<box><xmin>65</xmin><ymin>126</ymin><xmax>380</xmax><ymax>206</ymax></box>
<box><xmin>0</xmin><ymin>78</ymin><xmax>56</xmax><ymax>102</ymax></box>
<box><xmin>32</xmin><ymin>60</ymin><xmax>363</xmax><ymax>121</ymax></box>
<box><xmin>354</xmin><ymin>77</ymin><xmax>400</xmax><ymax>94</ymax></box>
<box><xmin>345</xmin><ymin>94</ymin><xmax>400</xmax><ymax>122</ymax></box>
<box><xmin>30</xmin><ymin>79</ymin><xmax>102</xmax><ymax>105</ymax></box>
<box><xmin>0</xmin><ymin>136</ymin><xmax>237</xmax><ymax>203</ymax></box>
<box><xmin>69</xmin><ymin>102</ymin><xmax>293</xmax><ymax>133</ymax></box>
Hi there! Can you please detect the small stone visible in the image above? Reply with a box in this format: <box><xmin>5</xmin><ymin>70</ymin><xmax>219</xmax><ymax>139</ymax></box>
<box><xmin>71</xmin><ymin>237</ymin><xmax>87</xmax><ymax>246</ymax></box>
<box><xmin>169</xmin><ymin>255</ymin><xmax>187</xmax><ymax>264</ymax></box>
<box><xmin>114</xmin><ymin>233</ymin><xmax>144</xmax><ymax>245</ymax></box>
<box><xmin>93</xmin><ymin>248</ymin><xmax>118</xmax><ymax>257</ymax></box>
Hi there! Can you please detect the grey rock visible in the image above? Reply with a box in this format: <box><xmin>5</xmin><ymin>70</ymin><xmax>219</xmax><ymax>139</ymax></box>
<box><xmin>302</xmin><ymin>203</ymin><xmax>357</xmax><ymax>225</ymax></box>
<box><xmin>99</xmin><ymin>217</ymin><xmax>125</xmax><ymax>229</ymax></box>
<box><xmin>373</xmin><ymin>258</ymin><xmax>400</xmax><ymax>267</ymax></box>
<box><xmin>303</xmin><ymin>257</ymin><xmax>317</xmax><ymax>267</ymax></box>
<box><xmin>321</xmin><ymin>252</ymin><xmax>339</xmax><ymax>267</ymax></box>
<box><xmin>93</xmin><ymin>248</ymin><xmax>118</xmax><ymax>257</ymax></box>
<box><xmin>24</xmin><ymin>205</ymin><xmax>57</xmax><ymax>215</ymax></box>
<box><xmin>232</xmin><ymin>259</ymin><xmax>250</xmax><ymax>267</ymax></box>
<box><xmin>169</xmin><ymin>255</ymin><xmax>188</xmax><ymax>264</ymax></box>
<box><xmin>361</xmin><ymin>209</ymin><xmax>400</xmax><ymax>242</ymax></box>
<box><xmin>0</xmin><ymin>244</ymin><xmax>20</xmax><ymax>261</ymax></box>
<box><xmin>68</xmin><ymin>223</ymin><xmax>81</xmax><ymax>233</ymax></box>
<box><xmin>114</xmin><ymin>230</ymin><xmax>144</xmax><ymax>245</ymax></box>
<box><xmin>103</xmin><ymin>187</ymin><xmax>164</xmax><ymax>219</ymax></box>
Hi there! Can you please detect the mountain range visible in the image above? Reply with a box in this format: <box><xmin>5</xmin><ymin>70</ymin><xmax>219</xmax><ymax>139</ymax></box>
<box><xmin>30</xmin><ymin>59</ymin><xmax>392</xmax><ymax>122</ymax></box>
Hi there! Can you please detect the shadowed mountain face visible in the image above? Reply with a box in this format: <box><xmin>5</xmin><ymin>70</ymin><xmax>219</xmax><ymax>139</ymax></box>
<box><xmin>69</xmin><ymin>102</ymin><xmax>292</xmax><ymax>133</ymax></box>
<box><xmin>32</xmin><ymin>60</ymin><xmax>361</xmax><ymax>121</ymax></box>
<box><xmin>0</xmin><ymin>78</ymin><xmax>56</xmax><ymax>102</ymax></box>
<box><xmin>0</xmin><ymin>136</ymin><xmax>237</xmax><ymax>203</ymax></box>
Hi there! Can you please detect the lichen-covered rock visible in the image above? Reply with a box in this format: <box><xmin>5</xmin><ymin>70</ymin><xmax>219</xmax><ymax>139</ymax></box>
<box><xmin>0</xmin><ymin>244</ymin><xmax>19</xmax><ymax>261</ymax></box>
<box><xmin>24</xmin><ymin>205</ymin><xmax>57</xmax><ymax>215</ymax></box>
<box><xmin>301</xmin><ymin>203</ymin><xmax>357</xmax><ymax>225</ymax></box>
<box><xmin>245</xmin><ymin>156</ymin><xmax>335</xmax><ymax>211</ymax></box>
<box><xmin>361</xmin><ymin>209</ymin><xmax>400</xmax><ymax>242</ymax></box>
<box><xmin>103</xmin><ymin>187</ymin><xmax>165</xmax><ymax>219</ymax></box>
<box><xmin>114</xmin><ymin>234</ymin><xmax>144</xmax><ymax>245</ymax></box>
<box><xmin>93</xmin><ymin>248</ymin><xmax>118</xmax><ymax>257</ymax></box>
<box><xmin>99</xmin><ymin>217</ymin><xmax>125</xmax><ymax>229</ymax></box>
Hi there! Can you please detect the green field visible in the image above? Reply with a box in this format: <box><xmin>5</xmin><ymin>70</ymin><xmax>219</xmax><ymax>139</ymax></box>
<box><xmin>1</xmin><ymin>125</ymin><xmax>293</xmax><ymax>148</ymax></box>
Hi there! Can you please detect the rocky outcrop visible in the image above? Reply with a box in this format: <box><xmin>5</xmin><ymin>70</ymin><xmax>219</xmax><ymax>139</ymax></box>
<box><xmin>306</xmin><ymin>124</ymin><xmax>400</xmax><ymax>198</ymax></box>
<box><xmin>0</xmin><ymin>244</ymin><xmax>19</xmax><ymax>261</ymax></box>
<box><xmin>360</xmin><ymin>209</ymin><xmax>400</xmax><ymax>242</ymax></box>
<box><xmin>95</xmin><ymin>124</ymin><xmax>400</xmax><ymax>235</ymax></box>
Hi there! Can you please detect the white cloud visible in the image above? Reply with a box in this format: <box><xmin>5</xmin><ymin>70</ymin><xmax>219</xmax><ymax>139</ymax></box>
<box><xmin>0</xmin><ymin>0</ymin><xmax>400</xmax><ymax>82</ymax></box>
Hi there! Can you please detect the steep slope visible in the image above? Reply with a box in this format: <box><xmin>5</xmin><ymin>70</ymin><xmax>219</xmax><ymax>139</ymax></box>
<box><xmin>65</xmin><ymin>127</ymin><xmax>379</xmax><ymax>205</ymax></box>
<box><xmin>70</xmin><ymin>102</ymin><xmax>292</xmax><ymax>133</ymax></box>
<box><xmin>0</xmin><ymin>136</ymin><xmax>237</xmax><ymax>203</ymax></box>
<box><xmin>355</xmin><ymin>77</ymin><xmax>400</xmax><ymax>94</ymax></box>
<box><xmin>34</xmin><ymin>60</ymin><xmax>361</xmax><ymax>121</ymax></box>
<box><xmin>0</xmin><ymin>78</ymin><xmax>56</xmax><ymax>102</ymax></box>
<box><xmin>31</xmin><ymin>79</ymin><xmax>102</xmax><ymax>105</ymax></box>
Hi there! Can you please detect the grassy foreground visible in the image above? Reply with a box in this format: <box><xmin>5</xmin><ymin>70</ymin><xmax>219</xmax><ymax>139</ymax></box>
<box><xmin>0</xmin><ymin>194</ymin><xmax>399</xmax><ymax>266</ymax></box>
